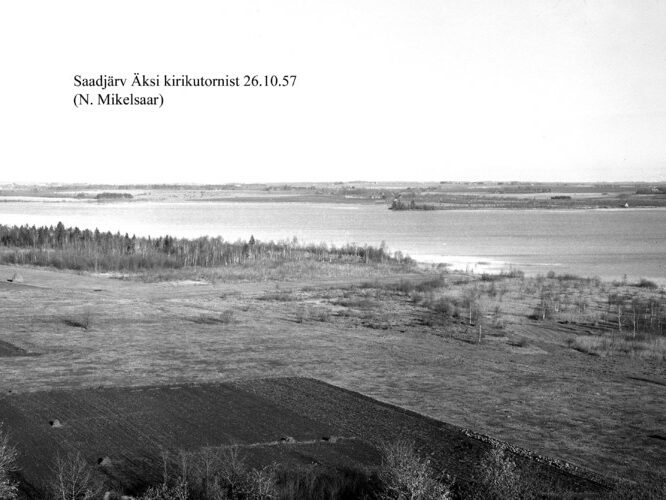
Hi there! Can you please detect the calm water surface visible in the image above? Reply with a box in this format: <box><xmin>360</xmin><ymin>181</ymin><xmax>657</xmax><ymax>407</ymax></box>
<box><xmin>1</xmin><ymin>201</ymin><xmax>664</xmax><ymax>282</ymax></box>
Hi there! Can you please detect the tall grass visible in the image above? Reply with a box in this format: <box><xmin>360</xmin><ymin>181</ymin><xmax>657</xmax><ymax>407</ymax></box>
<box><xmin>568</xmin><ymin>334</ymin><xmax>666</xmax><ymax>361</ymax></box>
<box><xmin>361</xmin><ymin>275</ymin><xmax>447</xmax><ymax>294</ymax></box>
<box><xmin>191</xmin><ymin>310</ymin><xmax>235</xmax><ymax>325</ymax></box>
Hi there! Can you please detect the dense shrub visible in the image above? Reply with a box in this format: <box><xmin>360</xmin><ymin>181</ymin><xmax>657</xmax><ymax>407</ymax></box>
<box><xmin>0</xmin><ymin>425</ymin><xmax>18</xmax><ymax>500</ymax></box>
<box><xmin>423</xmin><ymin>296</ymin><xmax>459</xmax><ymax>318</ymax></box>
<box><xmin>95</xmin><ymin>192</ymin><xmax>133</xmax><ymax>200</ymax></box>
<box><xmin>474</xmin><ymin>446</ymin><xmax>521</xmax><ymax>499</ymax></box>
<box><xmin>635</xmin><ymin>278</ymin><xmax>659</xmax><ymax>290</ymax></box>
<box><xmin>377</xmin><ymin>440</ymin><xmax>452</xmax><ymax>500</ymax></box>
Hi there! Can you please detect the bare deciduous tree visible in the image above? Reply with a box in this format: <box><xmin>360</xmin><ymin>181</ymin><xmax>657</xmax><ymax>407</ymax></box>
<box><xmin>50</xmin><ymin>452</ymin><xmax>102</xmax><ymax>500</ymax></box>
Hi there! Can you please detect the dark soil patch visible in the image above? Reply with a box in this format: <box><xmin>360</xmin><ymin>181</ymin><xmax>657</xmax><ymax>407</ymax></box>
<box><xmin>628</xmin><ymin>376</ymin><xmax>666</xmax><ymax>387</ymax></box>
<box><xmin>0</xmin><ymin>378</ymin><xmax>613</xmax><ymax>498</ymax></box>
<box><xmin>0</xmin><ymin>280</ymin><xmax>38</xmax><ymax>290</ymax></box>
<box><xmin>0</xmin><ymin>380</ymin><xmax>348</xmax><ymax>496</ymax></box>
<box><xmin>0</xmin><ymin>340</ymin><xmax>33</xmax><ymax>357</ymax></box>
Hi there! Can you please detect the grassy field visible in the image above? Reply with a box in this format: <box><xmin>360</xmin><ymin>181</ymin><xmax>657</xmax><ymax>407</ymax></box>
<box><xmin>0</xmin><ymin>261</ymin><xmax>664</xmax><ymax>495</ymax></box>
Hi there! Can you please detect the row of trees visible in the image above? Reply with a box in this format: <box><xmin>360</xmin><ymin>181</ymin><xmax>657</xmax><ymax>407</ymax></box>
<box><xmin>0</xmin><ymin>223</ymin><xmax>407</xmax><ymax>272</ymax></box>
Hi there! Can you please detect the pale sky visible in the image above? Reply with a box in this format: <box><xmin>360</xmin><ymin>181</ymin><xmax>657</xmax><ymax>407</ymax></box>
<box><xmin>1</xmin><ymin>1</ymin><xmax>665</xmax><ymax>184</ymax></box>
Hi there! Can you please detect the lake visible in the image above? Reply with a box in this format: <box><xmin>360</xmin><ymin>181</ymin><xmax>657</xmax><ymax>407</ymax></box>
<box><xmin>0</xmin><ymin>200</ymin><xmax>664</xmax><ymax>282</ymax></box>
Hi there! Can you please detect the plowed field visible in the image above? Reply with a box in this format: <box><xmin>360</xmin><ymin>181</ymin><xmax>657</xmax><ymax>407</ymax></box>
<box><xmin>0</xmin><ymin>378</ymin><xmax>610</xmax><ymax>497</ymax></box>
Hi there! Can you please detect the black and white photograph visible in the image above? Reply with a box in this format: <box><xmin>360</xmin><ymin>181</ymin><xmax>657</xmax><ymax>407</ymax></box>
<box><xmin>0</xmin><ymin>1</ymin><xmax>664</xmax><ymax>498</ymax></box>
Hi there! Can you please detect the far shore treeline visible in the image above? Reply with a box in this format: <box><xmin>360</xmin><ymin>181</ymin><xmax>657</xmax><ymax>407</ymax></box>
<box><xmin>0</xmin><ymin>223</ymin><xmax>410</xmax><ymax>272</ymax></box>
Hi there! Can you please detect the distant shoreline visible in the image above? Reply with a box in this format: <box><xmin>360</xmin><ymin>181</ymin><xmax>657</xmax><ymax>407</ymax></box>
<box><xmin>1</xmin><ymin>181</ymin><xmax>665</xmax><ymax>210</ymax></box>
<box><xmin>2</xmin><ymin>194</ymin><xmax>666</xmax><ymax>211</ymax></box>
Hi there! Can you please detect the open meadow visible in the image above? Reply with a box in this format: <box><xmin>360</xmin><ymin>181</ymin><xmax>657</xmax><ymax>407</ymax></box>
<box><xmin>0</xmin><ymin>242</ymin><xmax>664</xmax><ymax>497</ymax></box>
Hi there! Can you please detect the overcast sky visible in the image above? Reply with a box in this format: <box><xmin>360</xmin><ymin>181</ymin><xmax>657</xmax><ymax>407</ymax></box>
<box><xmin>1</xmin><ymin>1</ymin><xmax>665</xmax><ymax>184</ymax></box>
